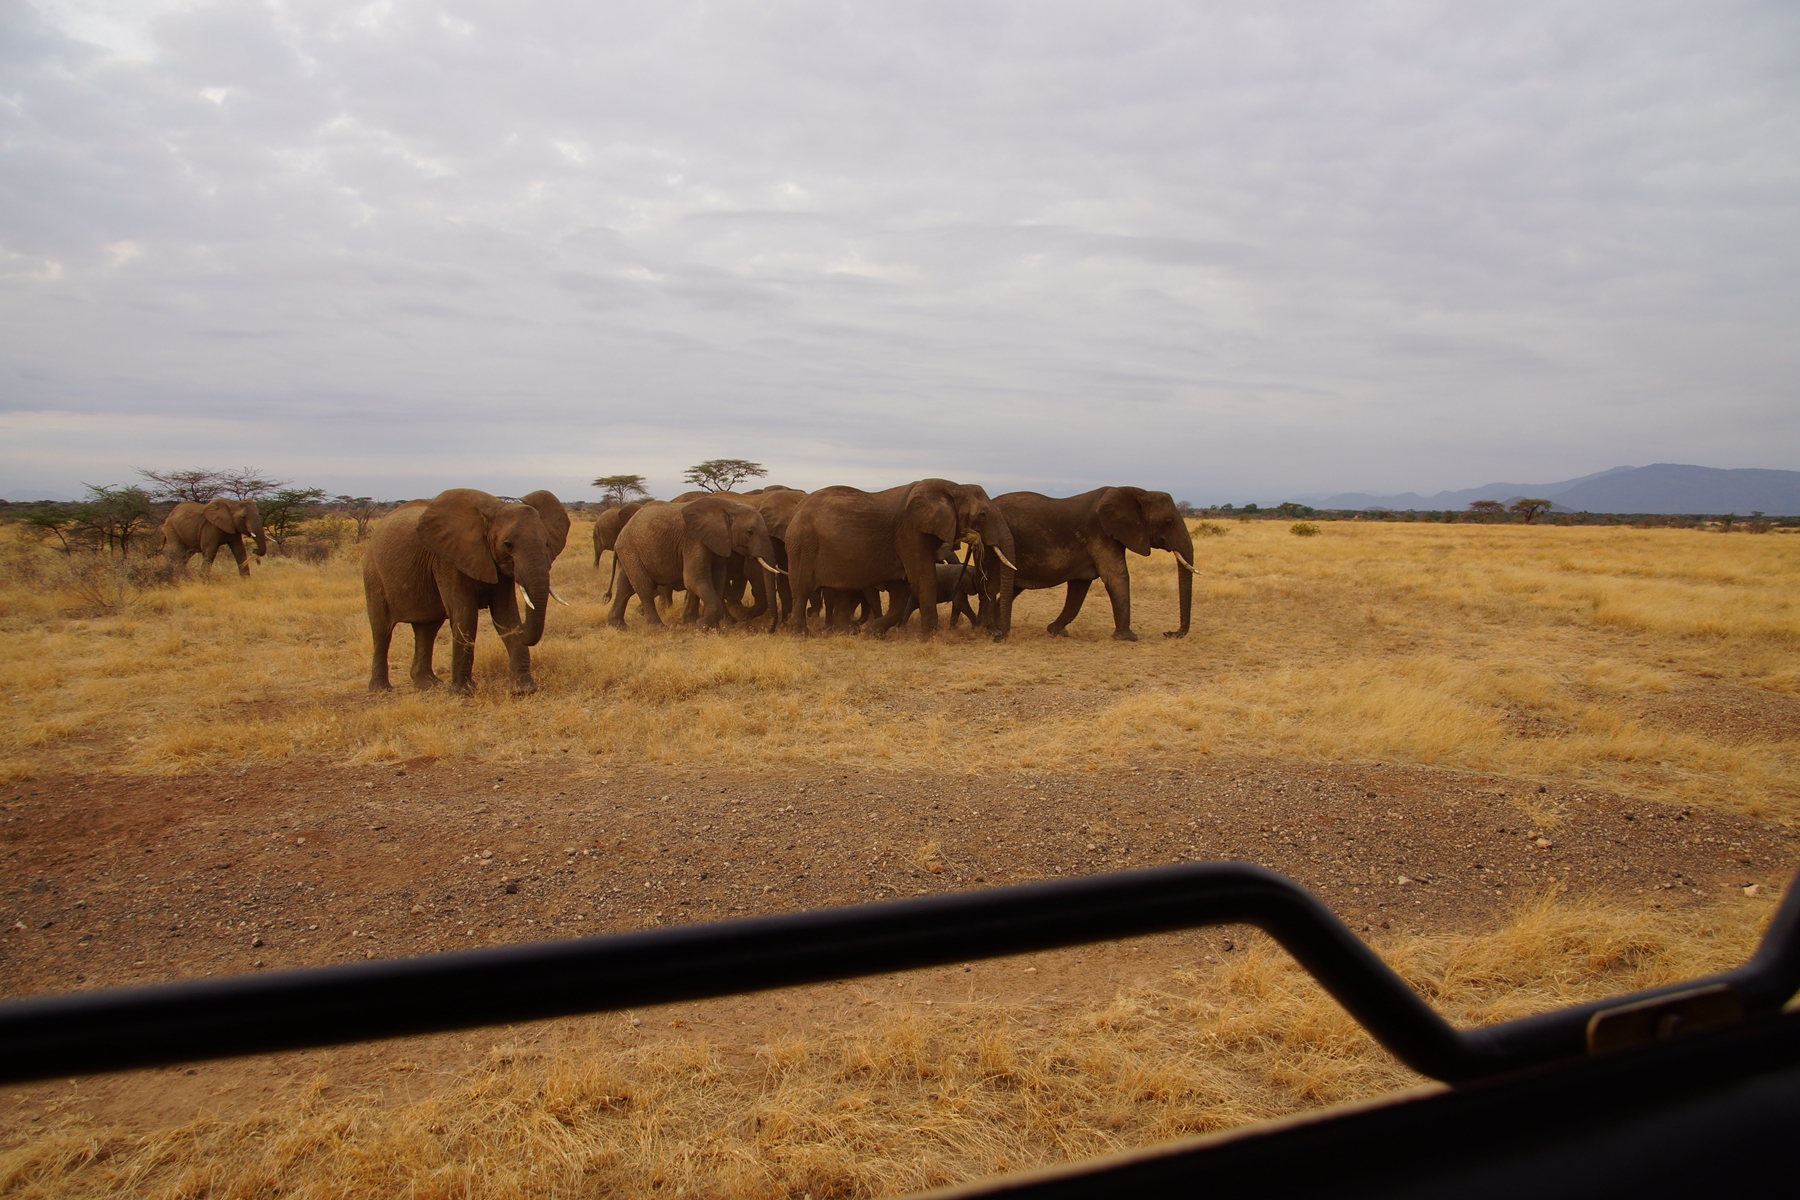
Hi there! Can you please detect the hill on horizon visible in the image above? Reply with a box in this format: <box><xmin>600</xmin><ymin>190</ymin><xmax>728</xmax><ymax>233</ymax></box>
<box><xmin>1318</xmin><ymin>464</ymin><xmax>1800</xmax><ymax>516</ymax></box>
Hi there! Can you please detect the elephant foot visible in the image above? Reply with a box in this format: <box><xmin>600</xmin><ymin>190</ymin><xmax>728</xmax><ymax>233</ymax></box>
<box><xmin>449</xmin><ymin>680</ymin><xmax>476</xmax><ymax>697</ymax></box>
<box><xmin>1163</xmin><ymin>629</ymin><xmax>1189</xmax><ymax>639</ymax></box>
<box><xmin>990</xmin><ymin>629</ymin><xmax>1009</xmax><ymax>643</ymax></box>
<box><xmin>1112</xmin><ymin>628</ymin><xmax>1139</xmax><ymax>642</ymax></box>
<box><xmin>1045</xmin><ymin>623</ymin><xmax>1069</xmax><ymax>637</ymax></box>
<box><xmin>510</xmin><ymin>678</ymin><xmax>538</xmax><ymax>696</ymax></box>
<box><xmin>367</xmin><ymin>678</ymin><xmax>392</xmax><ymax>693</ymax></box>
<box><xmin>412</xmin><ymin>673</ymin><xmax>442</xmax><ymax>690</ymax></box>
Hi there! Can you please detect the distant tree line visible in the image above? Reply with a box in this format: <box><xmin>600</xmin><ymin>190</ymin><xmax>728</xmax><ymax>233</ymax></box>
<box><xmin>0</xmin><ymin>468</ymin><xmax>409</xmax><ymax>557</ymax></box>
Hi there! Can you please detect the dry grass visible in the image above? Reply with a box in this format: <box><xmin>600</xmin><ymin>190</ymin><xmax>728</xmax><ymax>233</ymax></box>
<box><xmin>0</xmin><ymin>888</ymin><xmax>1778</xmax><ymax>1198</ymax></box>
<box><xmin>1</xmin><ymin>519</ymin><xmax>1795</xmax><ymax>819</ymax></box>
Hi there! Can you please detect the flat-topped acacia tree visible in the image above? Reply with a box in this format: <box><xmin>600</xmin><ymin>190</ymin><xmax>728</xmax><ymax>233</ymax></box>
<box><xmin>683</xmin><ymin>459</ymin><xmax>766</xmax><ymax>493</ymax></box>
<box><xmin>591</xmin><ymin>474</ymin><xmax>652</xmax><ymax>507</ymax></box>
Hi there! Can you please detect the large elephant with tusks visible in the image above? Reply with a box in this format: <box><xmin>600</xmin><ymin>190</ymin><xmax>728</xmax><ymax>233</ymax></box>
<box><xmin>992</xmin><ymin>486</ymin><xmax>1195</xmax><ymax>640</ymax></box>
<box><xmin>364</xmin><ymin>489</ymin><xmax>570</xmax><ymax>695</ymax></box>
<box><xmin>783</xmin><ymin>479</ymin><xmax>1017</xmax><ymax>640</ymax></box>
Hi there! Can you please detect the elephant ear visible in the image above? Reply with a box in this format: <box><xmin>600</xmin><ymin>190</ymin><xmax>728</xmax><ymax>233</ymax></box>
<box><xmin>904</xmin><ymin>483</ymin><xmax>959</xmax><ymax>546</ymax></box>
<box><xmin>1098</xmin><ymin>488</ymin><xmax>1155</xmax><ymax>556</ymax></box>
<box><xmin>519</xmin><ymin>490</ymin><xmax>570</xmax><ymax>561</ymax></box>
<box><xmin>417</xmin><ymin>489</ymin><xmax>502</xmax><ymax>584</ymax></box>
<box><xmin>203</xmin><ymin>499</ymin><xmax>238</xmax><ymax>534</ymax></box>
<box><xmin>683</xmin><ymin>501</ymin><xmax>733</xmax><ymax>558</ymax></box>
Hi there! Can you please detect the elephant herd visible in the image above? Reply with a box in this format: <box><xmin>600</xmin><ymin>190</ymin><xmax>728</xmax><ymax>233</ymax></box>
<box><xmin>358</xmin><ymin>478</ymin><xmax>1198</xmax><ymax>696</ymax></box>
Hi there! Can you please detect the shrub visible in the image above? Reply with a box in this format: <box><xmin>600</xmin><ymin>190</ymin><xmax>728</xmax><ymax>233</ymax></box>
<box><xmin>1192</xmin><ymin>521</ymin><xmax>1228</xmax><ymax>538</ymax></box>
<box><xmin>1290</xmin><ymin>522</ymin><xmax>1321</xmax><ymax>537</ymax></box>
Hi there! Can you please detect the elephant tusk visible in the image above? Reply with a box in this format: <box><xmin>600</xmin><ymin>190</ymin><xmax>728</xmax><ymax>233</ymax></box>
<box><xmin>757</xmin><ymin>556</ymin><xmax>788</xmax><ymax>576</ymax></box>
<box><xmin>549</xmin><ymin>586</ymin><xmax>571</xmax><ymax>607</ymax></box>
<box><xmin>1174</xmin><ymin>552</ymin><xmax>1196</xmax><ymax>573</ymax></box>
<box><xmin>991</xmin><ymin>546</ymin><xmax>1018</xmax><ymax>573</ymax></box>
<box><xmin>519</xmin><ymin>588</ymin><xmax>536</xmax><ymax>612</ymax></box>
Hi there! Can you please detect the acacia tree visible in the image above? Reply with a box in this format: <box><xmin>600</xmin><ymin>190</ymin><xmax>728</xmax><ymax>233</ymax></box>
<box><xmin>1467</xmin><ymin>499</ymin><xmax>1505</xmax><ymax>521</ymax></box>
<box><xmin>682</xmin><ymin>459</ymin><xmax>766</xmax><ymax>493</ymax></box>
<box><xmin>138</xmin><ymin>467</ymin><xmax>284</xmax><ymax>503</ymax></box>
<box><xmin>258</xmin><ymin>487</ymin><xmax>327</xmax><ymax>550</ymax></box>
<box><xmin>220</xmin><ymin>468</ymin><xmax>285</xmax><ymax>500</ymax></box>
<box><xmin>333</xmin><ymin>495</ymin><xmax>383</xmax><ymax>542</ymax></box>
<box><xmin>591</xmin><ymin>474</ymin><xmax>651</xmax><ymax>507</ymax></box>
<box><xmin>1509</xmin><ymin>498</ymin><xmax>1552</xmax><ymax>523</ymax></box>
<box><xmin>138</xmin><ymin>468</ymin><xmax>224</xmax><ymax>503</ymax></box>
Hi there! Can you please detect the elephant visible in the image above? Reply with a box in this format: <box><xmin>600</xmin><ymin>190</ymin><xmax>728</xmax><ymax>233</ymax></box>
<box><xmin>606</xmin><ymin>496</ymin><xmax>782</xmax><ymax>631</ymax></box>
<box><xmin>745</xmin><ymin>487</ymin><xmax>808</xmax><ymax>629</ymax></box>
<box><xmin>160</xmin><ymin>498</ymin><xmax>267</xmax><ymax>577</ymax></box>
<box><xmin>591</xmin><ymin>503</ymin><xmax>645</xmax><ymax>600</ymax></box>
<box><xmin>991</xmin><ymin>486</ymin><xmax>1195</xmax><ymax>641</ymax></box>
<box><xmin>664</xmin><ymin>488</ymin><xmax>807</xmax><ymax>629</ymax></box>
<box><xmin>364</xmin><ymin>489</ymin><xmax>571</xmax><ymax>695</ymax></box>
<box><xmin>783</xmin><ymin>479</ymin><xmax>1017</xmax><ymax>640</ymax></box>
<box><xmin>891</xmin><ymin>561</ymin><xmax>982</xmax><ymax>630</ymax></box>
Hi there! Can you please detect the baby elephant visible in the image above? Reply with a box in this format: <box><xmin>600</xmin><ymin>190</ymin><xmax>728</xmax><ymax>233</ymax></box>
<box><xmin>890</xmin><ymin>561</ymin><xmax>982</xmax><ymax>630</ymax></box>
<box><xmin>607</xmin><ymin>496</ymin><xmax>782</xmax><ymax>631</ymax></box>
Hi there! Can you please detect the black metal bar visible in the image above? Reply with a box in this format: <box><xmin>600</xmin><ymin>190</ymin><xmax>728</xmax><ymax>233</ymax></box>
<box><xmin>1</xmin><ymin>861</ymin><xmax>1796</xmax><ymax>1087</ymax></box>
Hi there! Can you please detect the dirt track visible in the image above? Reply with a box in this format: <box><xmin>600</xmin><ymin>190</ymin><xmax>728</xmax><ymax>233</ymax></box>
<box><xmin>4</xmin><ymin>756</ymin><xmax>1797</xmax><ymax>1127</ymax></box>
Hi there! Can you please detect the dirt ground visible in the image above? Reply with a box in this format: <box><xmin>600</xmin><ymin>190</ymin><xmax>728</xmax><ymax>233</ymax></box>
<box><xmin>5</xmin><ymin>755</ymin><xmax>1796</xmax><ymax>1131</ymax></box>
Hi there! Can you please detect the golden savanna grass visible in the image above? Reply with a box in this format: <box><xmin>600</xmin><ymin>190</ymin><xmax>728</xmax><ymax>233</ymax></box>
<box><xmin>0</xmin><ymin>890</ymin><xmax>1780</xmax><ymax>1199</ymax></box>
<box><xmin>1</xmin><ymin>518</ymin><xmax>1796</xmax><ymax>819</ymax></box>
<box><xmin>2</xmin><ymin>520</ymin><xmax>1796</xmax><ymax>1196</ymax></box>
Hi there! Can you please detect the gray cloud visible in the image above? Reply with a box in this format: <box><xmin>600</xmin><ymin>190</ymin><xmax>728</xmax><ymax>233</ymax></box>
<box><xmin>2</xmin><ymin>0</ymin><xmax>1797</xmax><ymax>503</ymax></box>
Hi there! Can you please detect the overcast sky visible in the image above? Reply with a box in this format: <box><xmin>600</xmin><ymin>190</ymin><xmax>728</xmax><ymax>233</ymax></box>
<box><xmin>3</xmin><ymin>1</ymin><xmax>1797</xmax><ymax>503</ymax></box>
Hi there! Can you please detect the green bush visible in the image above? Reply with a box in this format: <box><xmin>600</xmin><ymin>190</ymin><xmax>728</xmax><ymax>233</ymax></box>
<box><xmin>1290</xmin><ymin>522</ymin><xmax>1321</xmax><ymax>537</ymax></box>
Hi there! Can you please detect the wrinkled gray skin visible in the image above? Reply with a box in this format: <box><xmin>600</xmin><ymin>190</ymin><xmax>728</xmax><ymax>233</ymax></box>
<box><xmin>591</xmin><ymin>503</ymin><xmax>645</xmax><ymax>601</ymax></box>
<box><xmin>891</xmin><ymin>561</ymin><xmax>982</xmax><ymax>629</ymax></box>
<box><xmin>606</xmin><ymin>496</ymin><xmax>779</xmax><ymax>631</ymax></box>
<box><xmin>364</xmin><ymin>489</ymin><xmax>570</xmax><ymax>695</ymax></box>
<box><xmin>745</xmin><ymin>487</ymin><xmax>808</xmax><ymax>630</ymax></box>
<box><xmin>784</xmin><ymin>478</ymin><xmax>1016</xmax><ymax>640</ymax></box>
<box><xmin>160</xmin><ymin>498</ymin><xmax>266</xmax><ymax>577</ymax></box>
<box><xmin>992</xmin><ymin>486</ymin><xmax>1194</xmax><ymax>640</ymax></box>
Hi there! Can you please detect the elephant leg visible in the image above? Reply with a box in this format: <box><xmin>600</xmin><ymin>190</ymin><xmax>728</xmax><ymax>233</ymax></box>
<box><xmin>630</xmin><ymin>567</ymin><xmax>667</xmax><ymax>628</ymax></box>
<box><xmin>1096</xmin><ymin>549</ymin><xmax>1136</xmax><ymax>641</ymax></box>
<box><xmin>227</xmin><ymin>535</ymin><xmax>250</xmax><ymax>577</ymax></box>
<box><xmin>952</xmin><ymin>587</ymin><xmax>978</xmax><ymax>628</ymax></box>
<box><xmin>366</xmin><ymin>587</ymin><xmax>396</xmax><ymax>692</ymax></box>
<box><xmin>1047</xmin><ymin>579</ymin><xmax>1093</xmax><ymax>636</ymax></box>
<box><xmin>446</xmin><ymin>595</ymin><xmax>482</xmax><ymax>694</ymax></box>
<box><xmin>690</xmin><ymin>556</ymin><xmax>728</xmax><ymax>630</ymax></box>
<box><xmin>606</xmin><ymin>571</ymin><xmax>636</xmax><ymax>628</ymax></box>
<box><xmin>409</xmin><ymin>619</ymin><xmax>444</xmax><ymax>689</ymax></box>
<box><xmin>873</xmin><ymin>585</ymin><xmax>915</xmax><ymax>637</ymax></box>
<box><xmin>490</xmin><ymin>588</ymin><xmax>537</xmax><ymax>694</ymax></box>
<box><xmin>903</xmin><ymin>555</ymin><xmax>940</xmax><ymax>638</ymax></box>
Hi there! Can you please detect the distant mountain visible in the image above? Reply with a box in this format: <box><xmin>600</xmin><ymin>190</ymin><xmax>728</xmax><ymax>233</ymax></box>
<box><xmin>1320</xmin><ymin>464</ymin><xmax>1800</xmax><ymax>515</ymax></box>
<box><xmin>1319</xmin><ymin>466</ymin><xmax>1635</xmax><ymax>512</ymax></box>
<box><xmin>1548</xmin><ymin>464</ymin><xmax>1800</xmax><ymax>515</ymax></box>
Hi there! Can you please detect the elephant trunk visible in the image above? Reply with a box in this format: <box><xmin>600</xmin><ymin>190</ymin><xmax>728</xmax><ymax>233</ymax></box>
<box><xmin>1169</xmin><ymin>522</ymin><xmax>1195</xmax><ymax>638</ymax></box>
<box><xmin>981</xmin><ymin>511</ymin><xmax>1016</xmax><ymax>640</ymax></box>
<box><xmin>247</xmin><ymin>508</ymin><xmax>268</xmax><ymax>558</ymax></box>
<box><xmin>516</xmin><ymin>545</ymin><xmax>552</xmax><ymax>647</ymax></box>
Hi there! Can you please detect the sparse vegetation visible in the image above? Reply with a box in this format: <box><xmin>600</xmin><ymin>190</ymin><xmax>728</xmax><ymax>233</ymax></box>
<box><xmin>1289</xmin><ymin>522</ymin><xmax>1321</xmax><ymax>537</ymax></box>
<box><xmin>0</xmin><ymin>890</ymin><xmax>1777</xmax><ymax>1198</ymax></box>
<box><xmin>0</xmin><ymin>520</ymin><xmax>1795</xmax><ymax>819</ymax></box>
